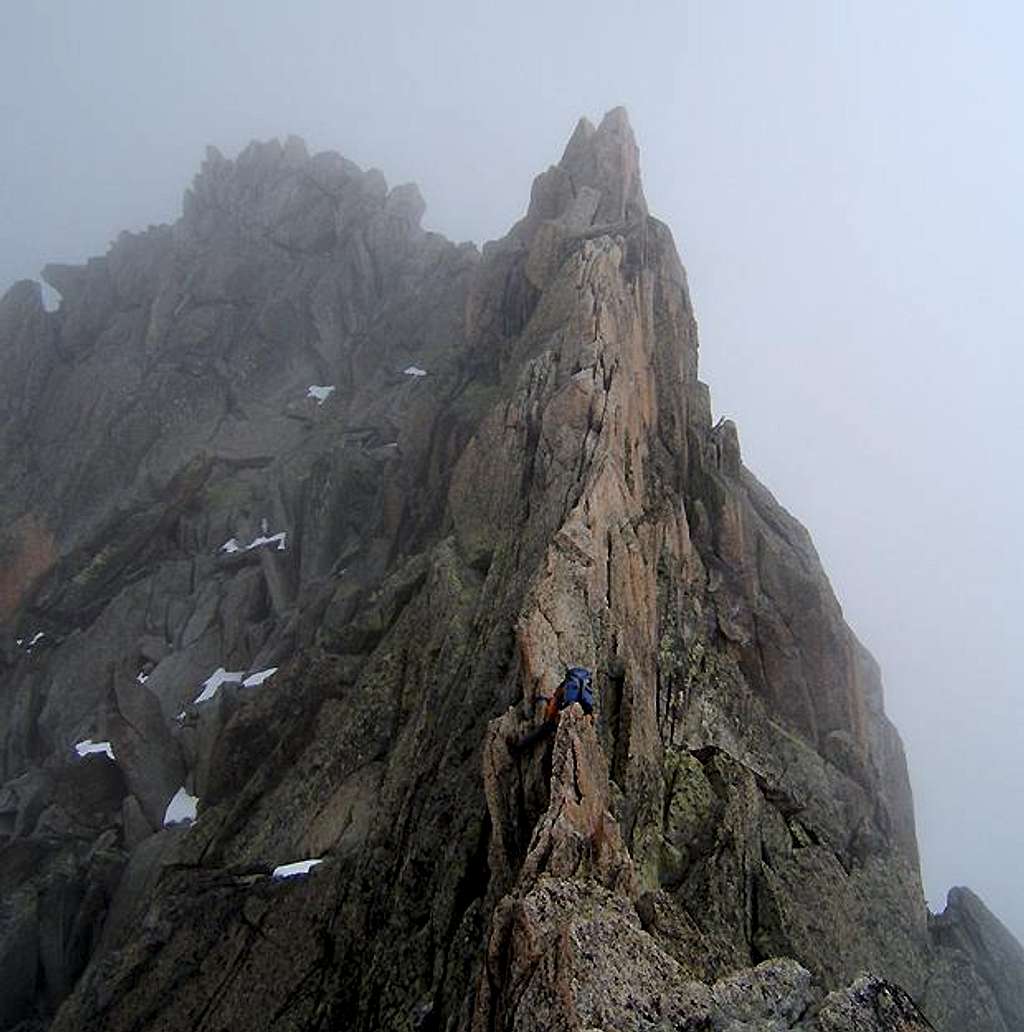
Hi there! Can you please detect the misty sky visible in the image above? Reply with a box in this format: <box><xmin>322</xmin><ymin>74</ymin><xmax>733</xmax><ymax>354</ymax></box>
<box><xmin>2</xmin><ymin>2</ymin><xmax>1021</xmax><ymax>940</ymax></box>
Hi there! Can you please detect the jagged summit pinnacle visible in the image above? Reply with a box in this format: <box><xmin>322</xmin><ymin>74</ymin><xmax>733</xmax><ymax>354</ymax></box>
<box><xmin>560</xmin><ymin>106</ymin><xmax>647</xmax><ymax>222</ymax></box>
<box><xmin>512</xmin><ymin>106</ymin><xmax>648</xmax><ymax>245</ymax></box>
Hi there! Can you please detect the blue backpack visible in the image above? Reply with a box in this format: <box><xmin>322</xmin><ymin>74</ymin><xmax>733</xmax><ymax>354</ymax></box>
<box><xmin>559</xmin><ymin>666</ymin><xmax>594</xmax><ymax>715</ymax></box>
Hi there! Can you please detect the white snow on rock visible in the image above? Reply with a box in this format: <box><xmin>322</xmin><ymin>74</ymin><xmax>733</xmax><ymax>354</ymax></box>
<box><xmin>403</xmin><ymin>366</ymin><xmax>427</xmax><ymax>377</ymax></box>
<box><xmin>242</xmin><ymin>667</ymin><xmax>278</xmax><ymax>688</ymax></box>
<box><xmin>218</xmin><ymin>532</ymin><xmax>287</xmax><ymax>556</ymax></box>
<box><xmin>272</xmin><ymin>859</ymin><xmax>323</xmax><ymax>879</ymax></box>
<box><xmin>163</xmin><ymin>787</ymin><xmax>198</xmax><ymax>826</ymax></box>
<box><xmin>136</xmin><ymin>670</ymin><xmax>150</xmax><ymax>684</ymax></box>
<box><xmin>306</xmin><ymin>385</ymin><xmax>336</xmax><ymax>405</ymax></box>
<box><xmin>75</xmin><ymin>739</ymin><xmax>115</xmax><ymax>761</ymax></box>
<box><xmin>18</xmin><ymin>631</ymin><xmax>45</xmax><ymax>650</ymax></box>
<box><xmin>246</xmin><ymin>532</ymin><xmax>287</xmax><ymax>552</ymax></box>
<box><xmin>194</xmin><ymin>667</ymin><xmax>244</xmax><ymax>704</ymax></box>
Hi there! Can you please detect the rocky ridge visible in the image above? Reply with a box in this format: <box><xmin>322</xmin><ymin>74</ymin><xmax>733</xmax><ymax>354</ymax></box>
<box><xmin>0</xmin><ymin>109</ymin><xmax>1021</xmax><ymax>1031</ymax></box>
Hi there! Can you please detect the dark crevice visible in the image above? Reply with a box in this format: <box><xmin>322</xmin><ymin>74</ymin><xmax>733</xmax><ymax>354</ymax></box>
<box><xmin>570</xmin><ymin>740</ymin><xmax>584</xmax><ymax>804</ymax></box>
<box><xmin>605</xmin><ymin>529</ymin><xmax>614</xmax><ymax>610</ymax></box>
<box><xmin>518</xmin><ymin>414</ymin><xmax>541</xmax><ymax>517</ymax></box>
<box><xmin>662</xmin><ymin>761</ymin><xmax>679</xmax><ymax>833</ymax></box>
<box><xmin>449</xmin><ymin>813</ymin><xmax>492</xmax><ymax>934</ymax></box>
<box><xmin>500</xmin><ymin>260</ymin><xmax>540</xmax><ymax>341</ymax></box>
<box><xmin>749</xmin><ymin>873</ymin><xmax>769</xmax><ymax>965</ymax></box>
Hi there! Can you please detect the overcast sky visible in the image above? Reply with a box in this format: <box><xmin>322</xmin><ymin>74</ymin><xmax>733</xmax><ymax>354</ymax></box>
<box><xmin>2</xmin><ymin>2</ymin><xmax>1021</xmax><ymax>941</ymax></box>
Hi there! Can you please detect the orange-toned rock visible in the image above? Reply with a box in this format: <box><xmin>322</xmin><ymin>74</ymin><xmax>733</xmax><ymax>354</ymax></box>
<box><xmin>0</xmin><ymin>514</ymin><xmax>56</xmax><ymax>624</ymax></box>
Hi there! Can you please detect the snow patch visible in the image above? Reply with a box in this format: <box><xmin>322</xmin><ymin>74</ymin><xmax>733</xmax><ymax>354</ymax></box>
<box><xmin>403</xmin><ymin>366</ymin><xmax>427</xmax><ymax>377</ymax></box>
<box><xmin>218</xmin><ymin>532</ymin><xmax>287</xmax><ymax>556</ymax></box>
<box><xmin>194</xmin><ymin>667</ymin><xmax>244</xmax><ymax>704</ymax></box>
<box><xmin>163</xmin><ymin>787</ymin><xmax>198</xmax><ymax>826</ymax></box>
<box><xmin>136</xmin><ymin>670</ymin><xmax>150</xmax><ymax>684</ymax></box>
<box><xmin>75</xmin><ymin>739</ymin><xmax>115</xmax><ymax>761</ymax></box>
<box><xmin>242</xmin><ymin>667</ymin><xmax>278</xmax><ymax>688</ymax></box>
<box><xmin>246</xmin><ymin>532</ymin><xmax>287</xmax><ymax>552</ymax></box>
<box><xmin>306</xmin><ymin>384</ymin><xmax>336</xmax><ymax>405</ymax></box>
<box><xmin>272</xmin><ymin>858</ymin><xmax>323</xmax><ymax>879</ymax></box>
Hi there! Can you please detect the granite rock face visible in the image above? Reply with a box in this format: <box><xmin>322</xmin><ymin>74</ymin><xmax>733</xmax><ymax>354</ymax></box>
<box><xmin>0</xmin><ymin>108</ymin><xmax>1019</xmax><ymax>1031</ymax></box>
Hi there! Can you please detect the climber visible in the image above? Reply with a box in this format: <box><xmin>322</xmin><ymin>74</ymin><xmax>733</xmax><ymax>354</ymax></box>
<box><xmin>508</xmin><ymin>666</ymin><xmax>594</xmax><ymax>754</ymax></box>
